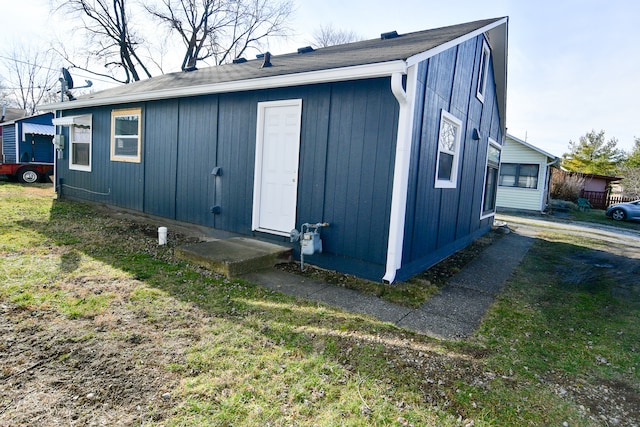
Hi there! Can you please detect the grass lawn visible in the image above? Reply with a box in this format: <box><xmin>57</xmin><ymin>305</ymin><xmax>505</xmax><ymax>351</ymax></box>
<box><xmin>1</xmin><ymin>183</ymin><xmax>638</xmax><ymax>426</ymax></box>
<box><xmin>569</xmin><ymin>207</ymin><xmax>640</xmax><ymax>230</ymax></box>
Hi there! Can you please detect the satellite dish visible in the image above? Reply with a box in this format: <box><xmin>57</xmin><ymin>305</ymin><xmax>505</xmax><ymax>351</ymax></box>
<box><xmin>62</xmin><ymin>68</ymin><xmax>74</xmax><ymax>89</ymax></box>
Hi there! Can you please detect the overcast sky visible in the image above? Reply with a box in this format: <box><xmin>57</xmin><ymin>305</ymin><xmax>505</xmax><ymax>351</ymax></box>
<box><xmin>2</xmin><ymin>0</ymin><xmax>638</xmax><ymax>156</ymax></box>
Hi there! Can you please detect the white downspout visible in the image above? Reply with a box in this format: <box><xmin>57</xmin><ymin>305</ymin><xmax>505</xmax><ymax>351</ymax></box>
<box><xmin>542</xmin><ymin>159</ymin><xmax>558</xmax><ymax>211</ymax></box>
<box><xmin>382</xmin><ymin>66</ymin><xmax>417</xmax><ymax>283</ymax></box>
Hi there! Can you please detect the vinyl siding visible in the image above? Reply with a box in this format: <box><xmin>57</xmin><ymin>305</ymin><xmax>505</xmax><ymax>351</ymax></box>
<box><xmin>2</xmin><ymin>126</ymin><xmax>16</xmax><ymax>163</ymax></box>
<box><xmin>496</xmin><ymin>138</ymin><xmax>548</xmax><ymax>212</ymax></box>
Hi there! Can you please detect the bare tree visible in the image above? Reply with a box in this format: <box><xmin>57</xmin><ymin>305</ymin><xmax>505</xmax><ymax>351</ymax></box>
<box><xmin>1</xmin><ymin>45</ymin><xmax>60</xmax><ymax>115</ymax></box>
<box><xmin>56</xmin><ymin>0</ymin><xmax>153</xmax><ymax>83</ymax></box>
<box><xmin>145</xmin><ymin>0</ymin><xmax>228</xmax><ymax>70</ymax></box>
<box><xmin>310</xmin><ymin>24</ymin><xmax>362</xmax><ymax>48</ymax></box>
<box><xmin>146</xmin><ymin>0</ymin><xmax>294</xmax><ymax>70</ymax></box>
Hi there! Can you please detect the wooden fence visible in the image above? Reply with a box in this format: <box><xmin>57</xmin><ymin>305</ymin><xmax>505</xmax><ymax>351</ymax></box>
<box><xmin>581</xmin><ymin>191</ymin><xmax>636</xmax><ymax>209</ymax></box>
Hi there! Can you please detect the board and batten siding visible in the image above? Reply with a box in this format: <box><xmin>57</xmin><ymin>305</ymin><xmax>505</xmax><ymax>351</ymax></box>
<box><xmin>495</xmin><ymin>137</ymin><xmax>547</xmax><ymax>212</ymax></box>
<box><xmin>56</xmin><ymin>78</ymin><xmax>398</xmax><ymax>280</ymax></box>
<box><xmin>68</xmin><ymin>105</ymin><xmax>145</xmax><ymax>210</ymax></box>
<box><xmin>399</xmin><ymin>34</ymin><xmax>503</xmax><ymax>281</ymax></box>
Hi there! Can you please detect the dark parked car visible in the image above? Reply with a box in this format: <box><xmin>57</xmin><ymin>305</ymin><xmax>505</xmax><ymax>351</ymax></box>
<box><xmin>605</xmin><ymin>200</ymin><xmax>640</xmax><ymax>221</ymax></box>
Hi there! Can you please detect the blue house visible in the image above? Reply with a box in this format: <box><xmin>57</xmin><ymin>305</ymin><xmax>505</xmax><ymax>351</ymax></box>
<box><xmin>1</xmin><ymin>112</ymin><xmax>55</xmax><ymax>164</ymax></box>
<box><xmin>41</xmin><ymin>17</ymin><xmax>508</xmax><ymax>283</ymax></box>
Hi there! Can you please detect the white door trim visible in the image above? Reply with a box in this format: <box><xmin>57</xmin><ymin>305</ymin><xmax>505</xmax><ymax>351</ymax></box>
<box><xmin>252</xmin><ymin>99</ymin><xmax>303</xmax><ymax>236</ymax></box>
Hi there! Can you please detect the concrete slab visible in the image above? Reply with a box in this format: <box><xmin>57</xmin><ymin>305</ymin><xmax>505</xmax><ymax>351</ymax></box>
<box><xmin>242</xmin><ymin>269</ymin><xmax>333</xmax><ymax>299</ymax></box>
<box><xmin>398</xmin><ymin>287</ymin><xmax>496</xmax><ymax>338</ymax></box>
<box><xmin>446</xmin><ymin>233</ymin><xmax>534</xmax><ymax>295</ymax></box>
<box><xmin>175</xmin><ymin>237</ymin><xmax>291</xmax><ymax>277</ymax></box>
<box><xmin>397</xmin><ymin>309</ymin><xmax>484</xmax><ymax>340</ymax></box>
<box><xmin>398</xmin><ymin>232</ymin><xmax>534</xmax><ymax>339</ymax></box>
<box><xmin>310</xmin><ymin>286</ymin><xmax>413</xmax><ymax>324</ymax></box>
<box><xmin>227</xmin><ymin>231</ymin><xmax>534</xmax><ymax>339</ymax></box>
<box><xmin>416</xmin><ymin>286</ymin><xmax>496</xmax><ymax>319</ymax></box>
<box><xmin>243</xmin><ymin>269</ymin><xmax>412</xmax><ymax>324</ymax></box>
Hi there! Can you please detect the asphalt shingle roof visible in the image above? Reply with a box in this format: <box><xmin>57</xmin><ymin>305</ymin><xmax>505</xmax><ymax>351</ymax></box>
<box><xmin>71</xmin><ymin>18</ymin><xmax>503</xmax><ymax>102</ymax></box>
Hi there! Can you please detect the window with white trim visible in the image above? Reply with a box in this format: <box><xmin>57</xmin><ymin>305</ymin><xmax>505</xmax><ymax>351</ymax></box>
<box><xmin>499</xmin><ymin>163</ymin><xmax>540</xmax><ymax>189</ymax></box>
<box><xmin>70</xmin><ymin>120</ymin><xmax>92</xmax><ymax>172</ymax></box>
<box><xmin>111</xmin><ymin>108</ymin><xmax>142</xmax><ymax>162</ymax></box>
<box><xmin>476</xmin><ymin>40</ymin><xmax>490</xmax><ymax>102</ymax></box>
<box><xmin>481</xmin><ymin>138</ymin><xmax>501</xmax><ymax>216</ymax></box>
<box><xmin>434</xmin><ymin>110</ymin><xmax>462</xmax><ymax>188</ymax></box>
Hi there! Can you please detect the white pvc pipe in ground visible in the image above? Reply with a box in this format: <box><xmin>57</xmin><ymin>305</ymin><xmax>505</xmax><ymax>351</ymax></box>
<box><xmin>158</xmin><ymin>227</ymin><xmax>167</xmax><ymax>245</ymax></box>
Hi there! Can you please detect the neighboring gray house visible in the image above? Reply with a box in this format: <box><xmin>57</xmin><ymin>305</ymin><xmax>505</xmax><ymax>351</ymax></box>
<box><xmin>41</xmin><ymin>18</ymin><xmax>508</xmax><ymax>283</ymax></box>
<box><xmin>496</xmin><ymin>134</ymin><xmax>559</xmax><ymax>213</ymax></box>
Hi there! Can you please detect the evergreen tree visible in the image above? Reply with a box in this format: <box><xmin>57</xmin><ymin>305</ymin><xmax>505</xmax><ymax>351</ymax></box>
<box><xmin>619</xmin><ymin>137</ymin><xmax>640</xmax><ymax>198</ymax></box>
<box><xmin>562</xmin><ymin>130</ymin><xmax>625</xmax><ymax>176</ymax></box>
<box><xmin>625</xmin><ymin>137</ymin><xmax>640</xmax><ymax>168</ymax></box>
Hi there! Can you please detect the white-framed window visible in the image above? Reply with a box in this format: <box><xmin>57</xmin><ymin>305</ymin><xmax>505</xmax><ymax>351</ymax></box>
<box><xmin>476</xmin><ymin>40</ymin><xmax>490</xmax><ymax>103</ymax></box>
<box><xmin>481</xmin><ymin>138</ymin><xmax>501</xmax><ymax>218</ymax></box>
<box><xmin>434</xmin><ymin>110</ymin><xmax>463</xmax><ymax>189</ymax></box>
<box><xmin>70</xmin><ymin>118</ymin><xmax>92</xmax><ymax>172</ymax></box>
<box><xmin>499</xmin><ymin>163</ymin><xmax>540</xmax><ymax>189</ymax></box>
<box><xmin>111</xmin><ymin>108</ymin><xmax>142</xmax><ymax>163</ymax></box>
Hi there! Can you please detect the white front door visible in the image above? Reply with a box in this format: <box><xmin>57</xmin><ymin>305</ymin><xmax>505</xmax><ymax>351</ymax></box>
<box><xmin>252</xmin><ymin>99</ymin><xmax>302</xmax><ymax>236</ymax></box>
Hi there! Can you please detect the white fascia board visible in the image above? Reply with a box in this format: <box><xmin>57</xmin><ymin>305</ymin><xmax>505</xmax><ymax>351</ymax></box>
<box><xmin>405</xmin><ymin>17</ymin><xmax>508</xmax><ymax>67</ymax></box>
<box><xmin>40</xmin><ymin>61</ymin><xmax>407</xmax><ymax>112</ymax></box>
<box><xmin>405</xmin><ymin>18</ymin><xmax>508</xmax><ymax>137</ymax></box>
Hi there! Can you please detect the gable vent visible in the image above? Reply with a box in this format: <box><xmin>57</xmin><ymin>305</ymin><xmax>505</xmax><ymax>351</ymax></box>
<box><xmin>380</xmin><ymin>31</ymin><xmax>399</xmax><ymax>40</ymax></box>
<box><xmin>232</xmin><ymin>57</ymin><xmax>247</xmax><ymax>64</ymax></box>
<box><xmin>297</xmin><ymin>46</ymin><xmax>314</xmax><ymax>54</ymax></box>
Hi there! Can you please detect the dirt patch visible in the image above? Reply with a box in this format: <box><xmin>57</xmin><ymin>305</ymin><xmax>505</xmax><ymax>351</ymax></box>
<box><xmin>555</xmin><ymin>244</ymin><xmax>640</xmax><ymax>302</ymax></box>
<box><xmin>0</xmin><ymin>293</ymin><xmax>202</xmax><ymax>425</ymax></box>
<box><xmin>0</xmin><ymin>231</ymin><xmax>206</xmax><ymax>426</ymax></box>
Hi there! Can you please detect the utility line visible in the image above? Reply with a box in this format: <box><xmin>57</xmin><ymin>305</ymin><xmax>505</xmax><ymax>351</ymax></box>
<box><xmin>0</xmin><ymin>55</ymin><xmax>60</xmax><ymax>72</ymax></box>
<box><xmin>0</xmin><ymin>55</ymin><xmax>118</xmax><ymax>85</ymax></box>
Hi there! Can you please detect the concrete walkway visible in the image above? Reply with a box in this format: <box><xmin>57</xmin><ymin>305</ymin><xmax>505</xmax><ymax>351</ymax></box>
<box><xmin>243</xmin><ymin>230</ymin><xmax>534</xmax><ymax>340</ymax></box>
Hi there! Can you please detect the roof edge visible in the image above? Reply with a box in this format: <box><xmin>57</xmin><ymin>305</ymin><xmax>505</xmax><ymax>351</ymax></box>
<box><xmin>0</xmin><ymin>111</ymin><xmax>53</xmax><ymax>126</ymax></box>
<box><xmin>41</xmin><ymin>61</ymin><xmax>407</xmax><ymax>111</ymax></box>
<box><xmin>506</xmin><ymin>133</ymin><xmax>560</xmax><ymax>160</ymax></box>
<box><xmin>486</xmin><ymin>17</ymin><xmax>509</xmax><ymax>139</ymax></box>
<box><xmin>405</xmin><ymin>17</ymin><xmax>507</xmax><ymax>66</ymax></box>
<box><xmin>405</xmin><ymin>17</ymin><xmax>508</xmax><ymax>138</ymax></box>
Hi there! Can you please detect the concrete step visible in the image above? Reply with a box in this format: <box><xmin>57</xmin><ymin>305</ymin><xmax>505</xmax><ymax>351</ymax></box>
<box><xmin>174</xmin><ymin>237</ymin><xmax>292</xmax><ymax>278</ymax></box>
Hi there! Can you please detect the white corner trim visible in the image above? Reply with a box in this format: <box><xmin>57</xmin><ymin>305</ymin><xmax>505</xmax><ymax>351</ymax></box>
<box><xmin>382</xmin><ymin>66</ymin><xmax>417</xmax><ymax>284</ymax></box>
